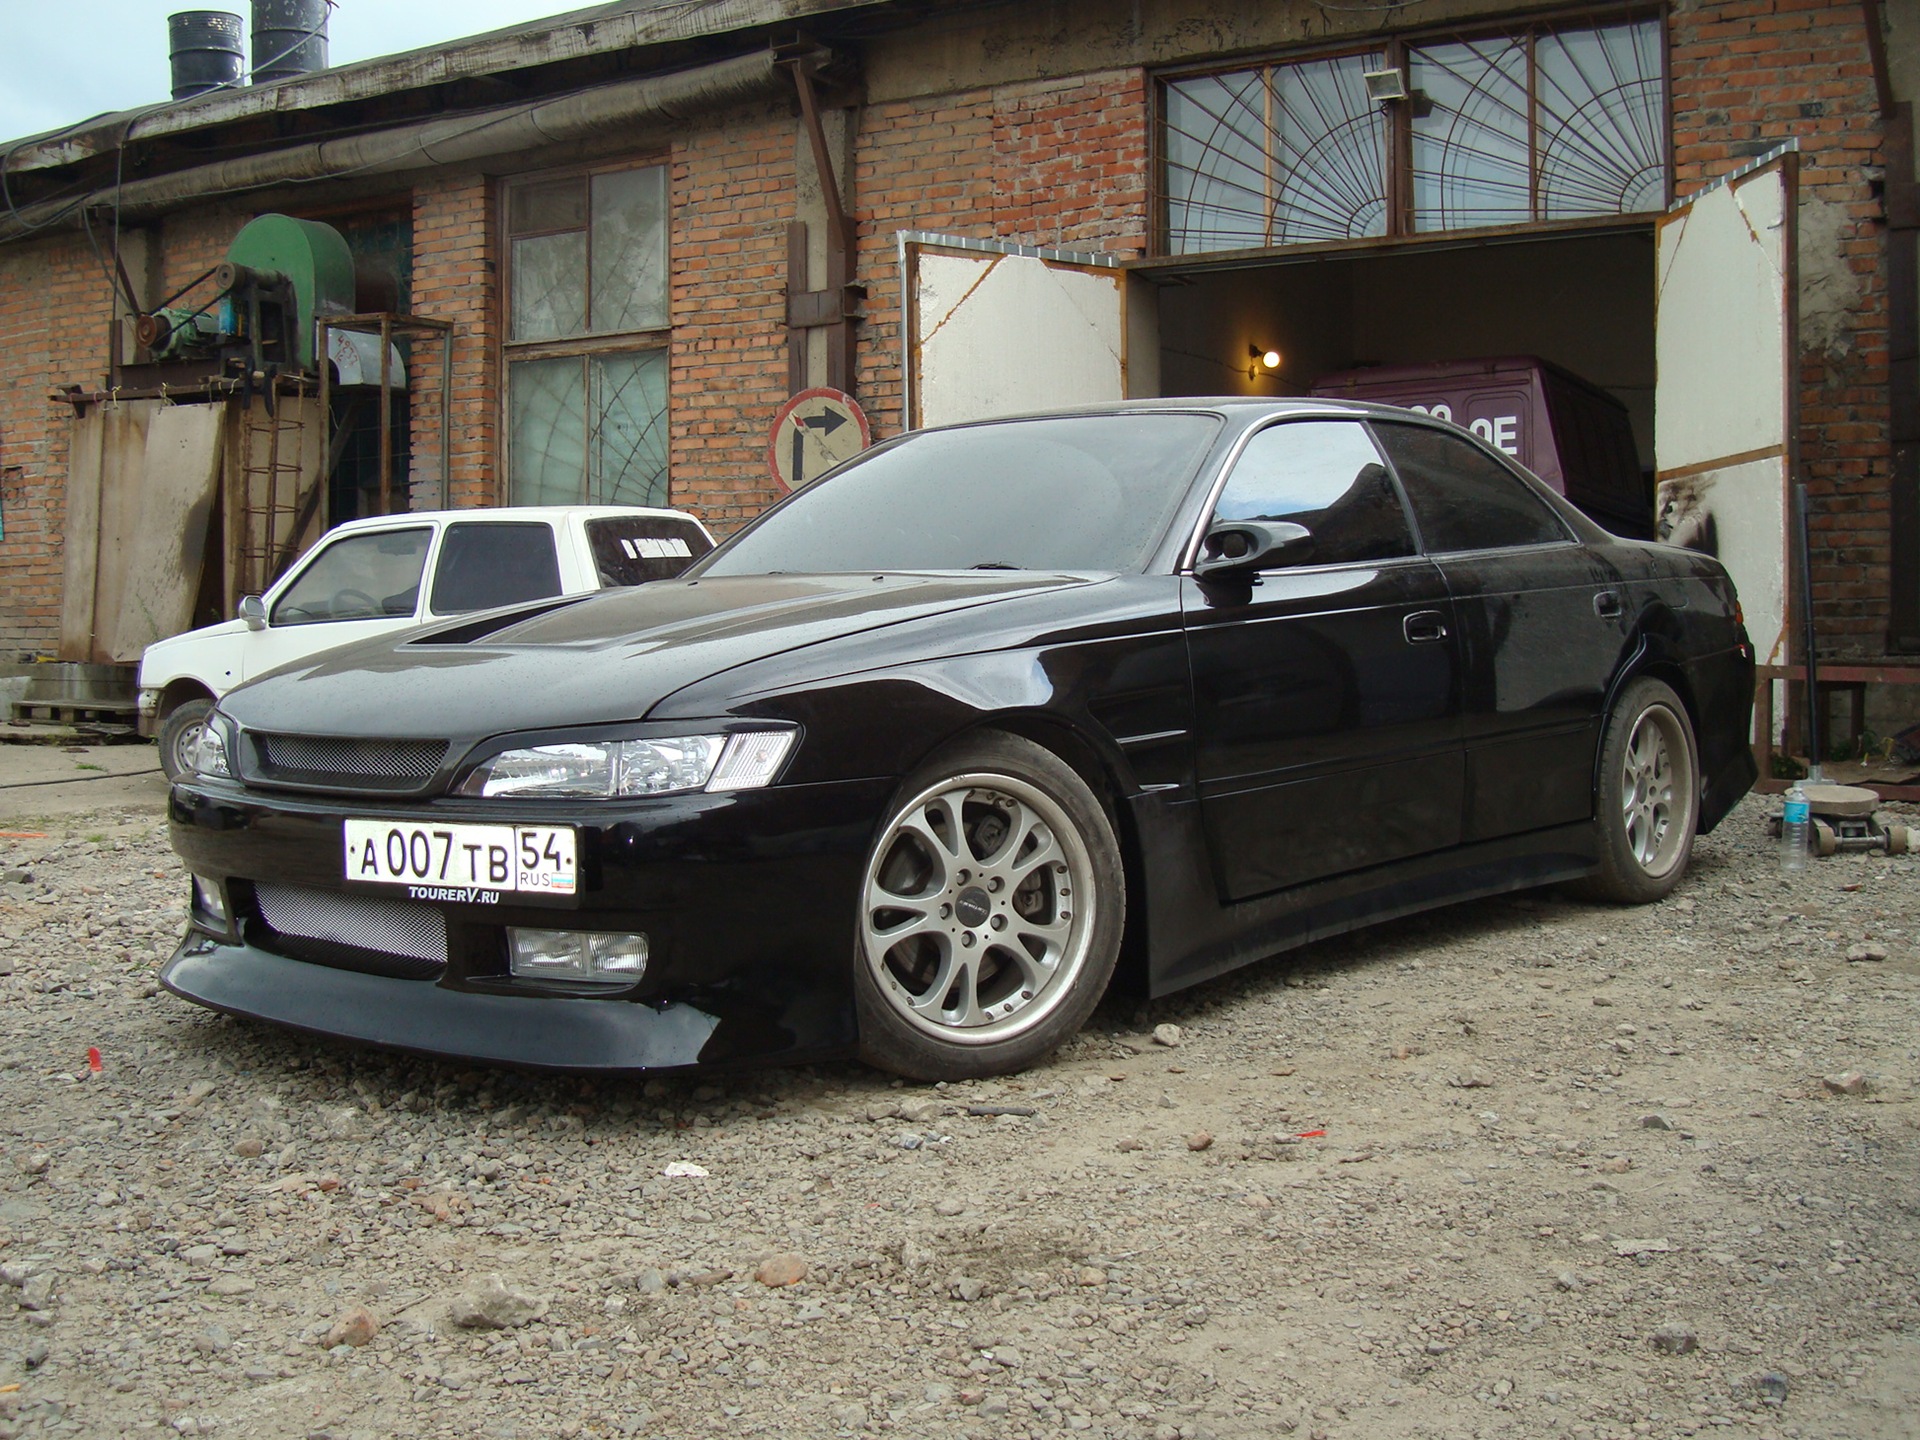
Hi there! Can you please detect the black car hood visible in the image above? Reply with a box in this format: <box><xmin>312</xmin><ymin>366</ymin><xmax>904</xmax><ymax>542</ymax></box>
<box><xmin>217</xmin><ymin>572</ymin><xmax>1098</xmax><ymax>740</ymax></box>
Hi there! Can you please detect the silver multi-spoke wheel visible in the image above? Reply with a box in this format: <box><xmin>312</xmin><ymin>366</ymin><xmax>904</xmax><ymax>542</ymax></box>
<box><xmin>1576</xmin><ymin>678</ymin><xmax>1699</xmax><ymax>904</ymax></box>
<box><xmin>1620</xmin><ymin>701</ymin><xmax>1692</xmax><ymax>877</ymax></box>
<box><xmin>854</xmin><ymin>735</ymin><xmax>1124</xmax><ymax>1079</ymax></box>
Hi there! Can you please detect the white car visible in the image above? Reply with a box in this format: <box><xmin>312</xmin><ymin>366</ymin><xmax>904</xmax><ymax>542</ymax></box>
<box><xmin>138</xmin><ymin>505</ymin><xmax>715</xmax><ymax>779</ymax></box>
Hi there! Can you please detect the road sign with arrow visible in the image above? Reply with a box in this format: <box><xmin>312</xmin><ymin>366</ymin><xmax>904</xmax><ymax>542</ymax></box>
<box><xmin>767</xmin><ymin>387</ymin><xmax>871</xmax><ymax>491</ymax></box>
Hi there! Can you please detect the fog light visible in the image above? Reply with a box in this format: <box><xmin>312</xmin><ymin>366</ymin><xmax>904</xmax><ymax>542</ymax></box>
<box><xmin>508</xmin><ymin>929</ymin><xmax>648</xmax><ymax>985</ymax></box>
<box><xmin>190</xmin><ymin>874</ymin><xmax>228</xmax><ymax>928</ymax></box>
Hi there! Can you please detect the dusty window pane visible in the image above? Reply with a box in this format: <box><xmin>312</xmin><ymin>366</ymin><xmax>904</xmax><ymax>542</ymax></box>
<box><xmin>509</xmin><ymin>356</ymin><xmax>586</xmax><ymax>505</ymax></box>
<box><xmin>511</xmin><ymin>231</ymin><xmax>587</xmax><ymax>342</ymax></box>
<box><xmin>590</xmin><ymin>167</ymin><xmax>669</xmax><ymax>333</ymax></box>
<box><xmin>1164</xmin><ymin>56</ymin><xmax>1385</xmax><ymax>254</ymax></box>
<box><xmin>590</xmin><ymin>351</ymin><xmax>669</xmax><ymax>507</ymax></box>
<box><xmin>1411</xmin><ymin>37</ymin><xmax>1532</xmax><ymax>231</ymax></box>
<box><xmin>1535</xmin><ymin>20</ymin><xmax>1666</xmax><ymax>217</ymax></box>
<box><xmin>271</xmin><ymin>528</ymin><xmax>431</xmax><ymax>625</ymax></box>
<box><xmin>510</xmin><ymin>177</ymin><xmax>587</xmax><ymax>236</ymax></box>
<box><xmin>1164</xmin><ymin>74</ymin><xmax>1270</xmax><ymax>252</ymax></box>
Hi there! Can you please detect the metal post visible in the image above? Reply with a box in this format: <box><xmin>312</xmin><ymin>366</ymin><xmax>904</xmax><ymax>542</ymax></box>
<box><xmin>1795</xmin><ymin>482</ymin><xmax>1823</xmax><ymax>782</ymax></box>
<box><xmin>378</xmin><ymin>315</ymin><xmax>393</xmax><ymax>514</ymax></box>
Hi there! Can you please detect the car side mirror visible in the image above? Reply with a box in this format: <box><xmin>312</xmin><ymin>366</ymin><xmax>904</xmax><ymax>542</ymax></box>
<box><xmin>1193</xmin><ymin>520</ymin><xmax>1315</xmax><ymax>579</ymax></box>
<box><xmin>237</xmin><ymin>595</ymin><xmax>267</xmax><ymax>631</ymax></box>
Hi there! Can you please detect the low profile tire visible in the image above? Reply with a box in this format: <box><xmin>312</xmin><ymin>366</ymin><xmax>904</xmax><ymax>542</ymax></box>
<box><xmin>854</xmin><ymin>733</ymin><xmax>1125</xmax><ymax>1081</ymax></box>
<box><xmin>157</xmin><ymin>698</ymin><xmax>213</xmax><ymax>782</ymax></box>
<box><xmin>1571</xmin><ymin>678</ymin><xmax>1700</xmax><ymax>904</ymax></box>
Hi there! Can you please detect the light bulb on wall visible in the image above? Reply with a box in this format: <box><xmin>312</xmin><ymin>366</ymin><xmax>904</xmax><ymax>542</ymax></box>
<box><xmin>1247</xmin><ymin>344</ymin><xmax>1282</xmax><ymax>381</ymax></box>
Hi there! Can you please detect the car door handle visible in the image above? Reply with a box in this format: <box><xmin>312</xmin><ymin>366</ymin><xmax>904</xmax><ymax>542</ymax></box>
<box><xmin>1403</xmin><ymin>610</ymin><xmax>1449</xmax><ymax>644</ymax></box>
<box><xmin>1593</xmin><ymin>590</ymin><xmax>1623</xmax><ymax>619</ymax></box>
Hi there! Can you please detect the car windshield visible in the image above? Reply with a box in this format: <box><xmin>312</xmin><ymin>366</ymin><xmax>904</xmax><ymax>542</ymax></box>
<box><xmin>699</xmin><ymin>413</ymin><xmax>1221</xmax><ymax>575</ymax></box>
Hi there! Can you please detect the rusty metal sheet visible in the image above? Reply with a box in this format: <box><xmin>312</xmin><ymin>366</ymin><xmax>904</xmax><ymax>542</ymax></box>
<box><xmin>57</xmin><ymin>402</ymin><xmax>161</xmax><ymax>664</ymax></box>
<box><xmin>106</xmin><ymin>404</ymin><xmax>226</xmax><ymax>663</ymax></box>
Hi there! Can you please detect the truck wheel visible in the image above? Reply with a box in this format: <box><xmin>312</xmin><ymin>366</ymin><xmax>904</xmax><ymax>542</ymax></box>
<box><xmin>157</xmin><ymin>699</ymin><xmax>213</xmax><ymax>782</ymax></box>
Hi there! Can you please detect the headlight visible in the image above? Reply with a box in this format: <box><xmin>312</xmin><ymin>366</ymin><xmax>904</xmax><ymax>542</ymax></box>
<box><xmin>456</xmin><ymin>729</ymin><xmax>796</xmax><ymax>799</ymax></box>
<box><xmin>194</xmin><ymin>713</ymin><xmax>235</xmax><ymax>779</ymax></box>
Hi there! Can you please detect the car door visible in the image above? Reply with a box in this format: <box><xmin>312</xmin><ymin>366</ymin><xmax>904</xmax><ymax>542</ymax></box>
<box><xmin>1183</xmin><ymin>418</ymin><xmax>1465</xmax><ymax>903</ymax></box>
<box><xmin>1371</xmin><ymin>421</ymin><xmax>1635</xmax><ymax>843</ymax></box>
<box><xmin>241</xmin><ymin>523</ymin><xmax>436</xmax><ymax>682</ymax></box>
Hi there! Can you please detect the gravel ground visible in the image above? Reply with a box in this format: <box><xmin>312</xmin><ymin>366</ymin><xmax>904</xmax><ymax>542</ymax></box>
<box><xmin>0</xmin><ymin>781</ymin><xmax>1915</xmax><ymax>1440</ymax></box>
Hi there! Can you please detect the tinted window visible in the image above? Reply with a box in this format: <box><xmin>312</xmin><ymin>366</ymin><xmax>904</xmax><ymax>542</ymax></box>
<box><xmin>271</xmin><ymin>528</ymin><xmax>430</xmax><ymax>626</ymax></box>
<box><xmin>1373</xmin><ymin>423</ymin><xmax>1568</xmax><ymax>552</ymax></box>
<box><xmin>430</xmin><ymin>522</ymin><xmax>562</xmax><ymax>613</ymax></box>
<box><xmin>700</xmin><ymin>414</ymin><xmax>1221</xmax><ymax>575</ymax></box>
<box><xmin>586</xmin><ymin>515</ymin><xmax>714</xmax><ymax>585</ymax></box>
<box><xmin>1211</xmin><ymin>420</ymin><xmax>1414</xmax><ymax>566</ymax></box>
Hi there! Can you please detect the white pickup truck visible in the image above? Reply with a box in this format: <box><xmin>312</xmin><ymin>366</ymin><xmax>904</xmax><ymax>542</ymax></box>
<box><xmin>138</xmin><ymin>505</ymin><xmax>715</xmax><ymax>779</ymax></box>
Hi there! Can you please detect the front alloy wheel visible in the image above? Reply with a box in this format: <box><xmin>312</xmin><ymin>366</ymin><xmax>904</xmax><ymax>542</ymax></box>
<box><xmin>855</xmin><ymin>734</ymin><xmax>1123</xmax><ymax>1080</ymax></box>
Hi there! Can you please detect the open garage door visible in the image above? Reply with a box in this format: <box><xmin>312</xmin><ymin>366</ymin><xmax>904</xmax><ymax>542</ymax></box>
<box><xmin>1654</xmin><ymin>145</ymin><xmax>1799</xmax><ymax>668</ymax></box>
<box><xmin>900</xmin><ymin>232</ymin><xmax>1158</xmax><ymax>430</ymax></box>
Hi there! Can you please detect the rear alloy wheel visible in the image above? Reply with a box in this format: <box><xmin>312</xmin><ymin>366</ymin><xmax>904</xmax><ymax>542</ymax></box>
<box><xmin>1573</xmin><ymin>677</ymin><xmax>1699</xmax><ymax>904</ymax></box>
<box><xmin>157</xmin><ymin>698</ymin><xmax>214</xmax><ymax>782</ymax></box>
<box><xmin>855</xmin><ymin>734</ymin><xmax>1124</xmax><ymax>1081</ymax></box>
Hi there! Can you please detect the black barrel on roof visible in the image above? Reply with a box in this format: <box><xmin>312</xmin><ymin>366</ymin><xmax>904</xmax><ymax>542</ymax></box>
<box><xmin>251</xmin><ymin>0</ymin><xmax>329</xmax><ymax>85</ymax></box>
<box><xmin>168</xmin><ymin>11</ymin><xmax>245</xmax><ymax>100</ymax></box>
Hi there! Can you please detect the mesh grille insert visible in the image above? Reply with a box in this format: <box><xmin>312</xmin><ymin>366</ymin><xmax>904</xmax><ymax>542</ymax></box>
<box><xmin>257</xmin><ymin>734</ymin><xmax>448</xmax><ymax>782</ymax></box>
<box><xmin>254</xmin><ymin>883</ymin><xmax>448</xmax><ymax>972</ymax></box>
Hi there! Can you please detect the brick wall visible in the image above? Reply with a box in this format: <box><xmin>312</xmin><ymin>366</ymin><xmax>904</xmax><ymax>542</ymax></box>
<box><xmin>1671</xmin><ymin>0</ymin><xmax>1892</xmax><ymax>657</ymax></box>
<box><xmin>0</xmin><ymin>230</ymin><xmax>113</xmax><ymax>656</ymax></box>
<box><xmin>852</xmin><ymin>69</ymin><xmax>1150</xmax><ymax>437</ymax></box>
<box><xmin>0</xmin><ymin>6</ymin><xmax>1906</xmax><ymax>664</ymax></box>
<box><xmin>411</xmin><ymin>173</ymin><xmax>495</xmax><ymax>508</ymax></box>
<box><xmin>668</xmin><ymin>107</ymin><xmax>795</xmax><ymax>532</ymax></box>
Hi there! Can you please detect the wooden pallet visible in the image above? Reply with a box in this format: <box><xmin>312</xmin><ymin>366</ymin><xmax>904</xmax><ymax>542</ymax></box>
<box><xmin>9</xmin><ymin>700</ymin><xmax>138</xmax><ymax>726</ymax></box>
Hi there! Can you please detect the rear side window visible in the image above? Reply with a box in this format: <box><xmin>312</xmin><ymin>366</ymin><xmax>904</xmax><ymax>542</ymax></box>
<box><xmin>1373</xmin><ymin>423</ymin><xmax>1569</xmax><ymax>553</ymax></box>
<box><xmin>1211</xmin><ymin>420</ymin><xmax>1415</xmax><ymax>567</ymax></box>
<box><xmin>431</xmin><ymin>522</ymin><xmax>562</xmax><ymax>613</ymax></box>
<box><xmin>271</xmin><ymin>527</ymin><xmax>431</xmax><ymax>625</ymax></box>
<box><xmin>586</xmin><ymin>515</ymin><xmax>714</xmax><ymax>586</ymax></box>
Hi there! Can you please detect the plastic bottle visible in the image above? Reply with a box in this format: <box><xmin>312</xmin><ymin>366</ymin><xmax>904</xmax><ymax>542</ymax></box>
<box><xmin>1780</xmin><ymin>781</ymin><xmax>1810</xmax><ymax>873</ymax></box>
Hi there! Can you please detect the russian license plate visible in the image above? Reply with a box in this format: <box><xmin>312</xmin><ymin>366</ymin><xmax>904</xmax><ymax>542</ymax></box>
<box><xmin>343</xmin><ymin>819</ymin><xmax>577</xmax><ymax>900</ymax></box>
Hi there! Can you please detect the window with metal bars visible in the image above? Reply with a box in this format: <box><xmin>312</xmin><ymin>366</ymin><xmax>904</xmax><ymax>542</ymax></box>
<box><xmin>1160</xmin><ymin>10</ymin><xmax>1666</xmax><ymax>255</ymax></box>
<box><xmin>502</xmin><ymin>164</ymin><xmax>671</xmax><ymax>506</ymax></box>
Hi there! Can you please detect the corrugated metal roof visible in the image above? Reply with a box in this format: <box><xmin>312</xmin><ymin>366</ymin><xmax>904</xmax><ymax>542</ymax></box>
<box><xmin>4</xmin><ymin>0</ymin><xmax>890</xmax><ymax>170</ymax></box>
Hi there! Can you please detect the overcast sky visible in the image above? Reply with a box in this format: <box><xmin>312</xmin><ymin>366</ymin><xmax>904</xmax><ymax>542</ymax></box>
<box><xmin>0</xmin><ymin>1</ymin><xmax>587</xmax><ymax>144</ymax></box>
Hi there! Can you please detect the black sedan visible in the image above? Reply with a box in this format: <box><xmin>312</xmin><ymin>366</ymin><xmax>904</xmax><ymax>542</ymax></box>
<box><xmin>162</xmin><ymin>400</ymin><xmax>1756</xmax><ymax>1081</ymax></box>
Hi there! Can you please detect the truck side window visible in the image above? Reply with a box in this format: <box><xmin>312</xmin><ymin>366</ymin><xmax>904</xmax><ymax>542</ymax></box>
<box><xmin>270</xmin><ymin>528</ymin><xmax>431</xmax><ymax>625</ymax></box>
<box><xmin>431</xmin><ymin>522</ymin><xmax>563</xmax><ymax>613</ymax></box>
<box><xmin>586</xmin><ymin>516</ymin><xmax>714</xmax><ymax>585</ymax></box>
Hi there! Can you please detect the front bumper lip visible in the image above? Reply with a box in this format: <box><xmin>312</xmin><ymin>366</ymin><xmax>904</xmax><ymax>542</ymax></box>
<box><xmin>161</xmin><ymin>934</ymin><xmax>856</xmax><ymax>1074</ymax></box>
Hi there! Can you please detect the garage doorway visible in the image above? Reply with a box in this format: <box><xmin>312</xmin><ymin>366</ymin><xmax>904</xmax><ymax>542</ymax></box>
<box><xmin>1148</xmin><ymin>226</ymin><xmax>1656</xmax><ymax>485</ymax></box>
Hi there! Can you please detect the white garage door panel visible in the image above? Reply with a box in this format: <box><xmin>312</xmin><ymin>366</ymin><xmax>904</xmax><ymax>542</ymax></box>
<box><xmin>905</xmin><ymin>236</ymin><xmax>1129</xmax><ymax>430</ymax></box>
<box><xmin>1654</xmin><ymin>146</ymin><xmax>1797</xmax><ymax>678</ymax></box>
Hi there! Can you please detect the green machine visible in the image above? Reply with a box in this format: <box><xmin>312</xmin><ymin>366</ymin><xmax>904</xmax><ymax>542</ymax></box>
<box><xmin>136</xmin><ymin>214</ymin><xmax>353</xmax><ymax>375</ymax></box>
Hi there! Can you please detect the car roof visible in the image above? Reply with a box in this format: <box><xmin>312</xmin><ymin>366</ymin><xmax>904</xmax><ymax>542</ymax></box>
<box><xmin>912</xmin><ymin>396</ymin><xmax>1425</xmax><ymax>429</ymax></box>
<box><xmin>322</xmin><ymin>505</ymin><xmax>706</xmax><ymax>535</ymax></box>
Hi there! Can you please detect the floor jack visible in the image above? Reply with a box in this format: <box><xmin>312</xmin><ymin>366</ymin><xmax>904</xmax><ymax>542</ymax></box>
<box><xmin>1766</xmin><ymin>783</ymin><xmax>1912</xmax><ymax>857</ymax></box>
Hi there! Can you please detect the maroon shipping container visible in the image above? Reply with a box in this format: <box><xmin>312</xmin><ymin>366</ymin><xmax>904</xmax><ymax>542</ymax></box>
<box><xmin>1310</xmin><ymin>356</ymin><xmax>1652</xmax><ymax>539</ymax></box>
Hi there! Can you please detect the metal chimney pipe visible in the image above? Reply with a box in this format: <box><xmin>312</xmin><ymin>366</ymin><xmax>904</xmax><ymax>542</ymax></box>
<box><xmin>167</xmin><ymin>11</ymin><xmax>246</xmax><ymax>100</ymax></box>
<box><xmin>251</xmin><ymin>0</ymin><xmax>329</xmax><ymax>85</ymax></box>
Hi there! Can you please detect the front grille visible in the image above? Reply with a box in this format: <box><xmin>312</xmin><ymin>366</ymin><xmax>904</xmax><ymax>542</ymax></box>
<box><xmin>257</xmin><ymin>734</ymin><xmax>448</xmax><ymax>782</ymax></box>
<box><xmin>252</xmin><ymin>883</ymin><xmax>448</xmax><ymax>980</ymax></box>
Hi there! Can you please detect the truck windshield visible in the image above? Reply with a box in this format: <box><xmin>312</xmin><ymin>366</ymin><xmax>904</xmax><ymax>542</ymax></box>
<box><xmin>698</xmin><ymin>413</ymin><xmax>1220</xmax><ymax>576</ymax></box>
